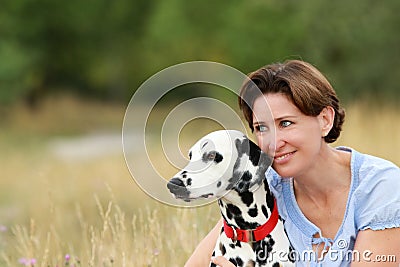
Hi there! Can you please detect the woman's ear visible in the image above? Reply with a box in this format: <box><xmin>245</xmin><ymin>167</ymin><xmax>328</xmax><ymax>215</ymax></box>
<box><xmin>318</xmin><ymin>106</ymin><xmax>335</xmax><ymax>137</ymax></box>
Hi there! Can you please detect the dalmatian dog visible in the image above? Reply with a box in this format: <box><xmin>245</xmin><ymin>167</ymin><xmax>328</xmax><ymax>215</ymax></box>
<box><xmin>167</xmin><ymin>130</ymin><xmax>295</xmax><ymax>267</ymax></box>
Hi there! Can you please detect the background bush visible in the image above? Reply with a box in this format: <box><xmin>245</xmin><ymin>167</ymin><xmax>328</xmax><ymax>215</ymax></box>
<box><xmin>1</xmin><ymin>0</ymin><xmax>399</xmax><ymax>105</ymax></box>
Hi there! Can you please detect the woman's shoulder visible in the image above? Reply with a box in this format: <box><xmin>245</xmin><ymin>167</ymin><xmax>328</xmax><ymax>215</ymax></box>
<box><xmin>347</xmin><ymin>147</ymin><xmax>400</xmax><ymax>230</ymax></box>
<box><xmin>335</xmin><ymin>146</ymin><xmax>400</xmax><ymax>213</ymax></box>
<box><xmin>350</xmin><ymin>147</ymin><xmax>400</xmax><ymax>184</ymax></box>
<box><xmin>336</xmin><ymin>146</ymin><xmax>398</xmax><ymax>182</ymax></box>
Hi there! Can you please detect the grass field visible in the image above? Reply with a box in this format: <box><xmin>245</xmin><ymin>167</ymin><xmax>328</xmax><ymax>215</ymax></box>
<box><xmin>0</xmin><ymin>95</ymin><xmax>399</xmax><ymax>266</ymax></box>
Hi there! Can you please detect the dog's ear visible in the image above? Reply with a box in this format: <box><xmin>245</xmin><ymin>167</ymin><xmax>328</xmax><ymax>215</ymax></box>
<box><xmin>231</xmin><ymin>137</ymin><xmax>272</xmax><ymax>193</ymax></box>
<box><xmin>235</xmin><ymin>137</ymin><xmax>272</xmax><ymax>173</ymax></box>
<box><xmin>235</xmin><ymin>138</ymin><xmax>248</xmax><ymax>157</ymax></box>
<box><xmin>235</xmin><ymin>138</ymin><xmax>265</xmax><ymax>166</ymax></box>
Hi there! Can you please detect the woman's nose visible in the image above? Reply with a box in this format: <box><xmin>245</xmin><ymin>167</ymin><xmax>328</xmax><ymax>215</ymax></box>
<box><xmin>273</xmin><ymin>131</ymin><xmax>286</xmax><ymax>152</ymax></box>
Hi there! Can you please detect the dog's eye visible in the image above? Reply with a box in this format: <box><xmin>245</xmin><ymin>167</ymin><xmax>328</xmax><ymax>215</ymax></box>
<box><xmin>207</xmin><ymin>152</ymin><xmax>216</xmax><ymax>160</ymax></box>
<box><xmin>202</xmin><ymin>151</ymin><xmax>223</xmax><ymax>163</ymax></box>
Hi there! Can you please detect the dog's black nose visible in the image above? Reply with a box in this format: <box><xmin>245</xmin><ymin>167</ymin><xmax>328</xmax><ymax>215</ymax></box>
<box><xmin>167</xmin><ymin>177</ymin><xmax>189</xmax><ymax>197</ymax></box>
<box><xmin>168</xmin><ymin>177</ymin><xmax>185</xmax><ymax>187</ymax></box>
<box><xmin>167</xmin><ymin>177</ymin><xmax>190</xmax><ymax>199</ymax></box>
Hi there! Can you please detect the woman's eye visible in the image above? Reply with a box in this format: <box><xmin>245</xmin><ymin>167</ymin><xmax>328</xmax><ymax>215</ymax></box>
<box><xmin>255</xmin><ymin>125</ymin><xmax>268</xmax><ymax>132</ymax></box>
<box><xmin>280</xmin><ymin>120</ymin><xmax>292</xmax><ymax>128</ymax></box>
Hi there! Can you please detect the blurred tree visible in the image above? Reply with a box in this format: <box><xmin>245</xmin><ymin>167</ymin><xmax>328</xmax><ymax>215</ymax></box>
<box><xmin>295</xmin><ymin>0</ymin><xmax>400</xmax><ymax>102</ymax></box>
<box><xmin>0</xmin><ymin>0</ymin><xmax>155</xmax><ymax>105</ymax></box>
<box><xmin>0</xmin><ymin>0</ymin><xmax>399</xmax><ymax>105</ymax></box>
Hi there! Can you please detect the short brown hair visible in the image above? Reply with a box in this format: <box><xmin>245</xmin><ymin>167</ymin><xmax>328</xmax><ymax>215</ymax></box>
<box><xmin>239</xmin><ymin>60</ymin><xmax>345</xmax><ymax>143</ymax></box>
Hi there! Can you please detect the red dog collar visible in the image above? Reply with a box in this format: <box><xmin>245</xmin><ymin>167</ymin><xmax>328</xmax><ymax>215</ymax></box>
<box><xmin>223</xmin><ymin>199</ymin><xmax>279</xmax><ymax>243</ymax></box>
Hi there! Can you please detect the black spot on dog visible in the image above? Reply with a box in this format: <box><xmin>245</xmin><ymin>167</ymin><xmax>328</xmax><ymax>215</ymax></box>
<box><xmin>272</xmin><ymin>262</ymin><xmax>280</xmax><ymax>267</ymax></box>
<box><xmin>263</xmin><ymin>183</ymin><xmax>275</xmax><ymax>211</ymax></box>
<box><xmin>188</xmin><ymin>151</ymin><xmax>192</xmax><ymax>160</ymax></box>
<box><xmin>237</xmin><ymin>181</ymin><xmax>245</xmax><ymax>190</ymax></box>
<box><xmin>233</xmin><ymin>157</ymin><xmax>241</xmax><ymax>173</ymax></box>
<box><xmin>235</xmin><ymin>138</ymin><xmax>262</xmax><ymax>167</ymax></box>
<box><xmin>264</xmin><ymin>185</ymin><xmax>274</xmax><ymax>212</ymax></box>
<box><xmin>263</xmin><ymin>180</ymin><xmax>270</xmax><ymax>193</ymax></box>
<box><xmin>231</xmin><ymin>170</ymin><xmax>260</xmax><ymax>194</ymax></box>
<box><xmin>265</xmin><ymin>235</ymin><xmax>276</xmax><ymax>254</ymax></box>
<box><xmin>226</xmin><ymin>157</ymin><xmax>243</xmax><ymax>191</ymax></box>
<box><xmin>248</xmin><ymin>205</ymin><xmax>258</xmax><ymax>217</ymax></box>
<box><xmin>217</xmin><ymin>181</ymin><xmax>221</xmax><ymax>187</ymax></box>
<box><xmin>240</xmin><ymin>191</ymin><xmax>254</xmax><ymax>207</ymax></box>
<box><xmin>214</xmin><ymin>152</ymin><xmax>223</xmax><ymax>163</ymax></box>
<box><xmin>225</xmin><ymin>179</ymin><xmax>235</xmax><ymax>191</ymax></box>
<box><xmin>229</xmin><ymin>243</ymin><xmax>235</xmax><ymax>249</ymax></box>
<box><xmin>228</xmin><ymin>258</ymin><xmax>237</xmax><ymax>266</ymax></box>
<box><xmin>227</xmin><ymin>204</ymin><xmax>241</xmax><ymax>215</ymax></box>
<box><xmin>210</xmin><ymin>254</ymin><xmax>229</xmax><ymax>267</ymax></box>
<box><xmin>267</xmin><ymin>236</ymin><xmax>276</xmax><ymax>249</ymax></box>
<box><xmin>186</xmin><ymin>178</ymin><xmax>192</xmax><ymax>186</ymax></box>
<box><xmin>219</xmin><ymin>242</ymin><xmax>226</xmax><ymax>255</ymax></box>
<box><xmin>248</xmin><ymin>143</ymin><xmax>262</xmax><ymax>167</ymax></box>
<box><xmin>264</xmin><ymin>186</ymin><xmax>277</xmax><ymax>212</ymax></box>
<box><xmin>226</xmin><ymin>208</ymin><xmax>233</xmax><ymax>220</ymax></box>
<box><xmin>252</xmin><ymin>237</ymin><xmax>275</xmax><ymax>265</ymax></box>
<box><xmin>261</xmin><ymin>205</ymin><xmax>269</xmax><ymax>218</ymax></box>
<box><xmin>235</xmin><ymin>240</ymin><xmax>242</xmax><ymax>247</ymax></box>
<box><xmin>234</xmin><ymin>216</ymin><xmax>259</xmax><ymax>230</ymax></box>
<box><xmin>242</xmin><ymin>171</ymin><xmax>252</xmax><ymax>181</ymax></box>
<box><xmin>254</xmin><ymin>245</ymin><xmax>267</xmax><ymax>265</ymax></box>
<box><xmin>234</xmin><ymin>178</ymin><xmax>252</xmax><ymax>193</ymax></box>
<box><xmin>224</xmin><ymin>206</ymin><xmax>251</xmax><ymax>229</ymax></box>
<box><xmin>235</xmin><ymin>257</ymin><xmax>243</xmax><ymax>267</ymax></box>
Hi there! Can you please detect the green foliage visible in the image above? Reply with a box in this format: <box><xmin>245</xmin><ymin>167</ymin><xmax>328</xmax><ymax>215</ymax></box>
<box><xmin>0</xmin><ymin>0</ymin><xmax>399</xmax><ymax>105</ymax></box>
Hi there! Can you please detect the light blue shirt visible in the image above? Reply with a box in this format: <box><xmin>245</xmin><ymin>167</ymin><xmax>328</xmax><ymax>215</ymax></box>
<box><xmin>266</xmin><ymin>147</ymin><xmax>400</xmax><ymax>266</ymax></box>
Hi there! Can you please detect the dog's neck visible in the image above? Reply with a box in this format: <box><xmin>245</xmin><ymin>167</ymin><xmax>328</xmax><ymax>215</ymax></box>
<box><xmin>218</xmin><ymin>178</ymin><xmax>276</xmax><ymax>230</ymax></box>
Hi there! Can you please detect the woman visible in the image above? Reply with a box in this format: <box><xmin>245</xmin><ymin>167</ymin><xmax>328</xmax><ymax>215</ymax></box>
<box><xmin>186</xmin><ymin>60</ymin><xmax>400</xmax><ymax>266</ymax></box>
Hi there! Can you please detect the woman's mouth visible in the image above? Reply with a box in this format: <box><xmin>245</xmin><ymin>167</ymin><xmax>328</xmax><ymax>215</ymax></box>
<box><xmin>274</xmin><ymin>151</ymin><xmax>295</xmax><ymax>164</ymax></box>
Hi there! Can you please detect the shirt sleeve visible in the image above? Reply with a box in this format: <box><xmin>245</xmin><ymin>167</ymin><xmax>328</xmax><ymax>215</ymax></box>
<box><xmin>354</xmin><ymin>158</ymin><xmax>400</xmax><ymax>231</ymax></box>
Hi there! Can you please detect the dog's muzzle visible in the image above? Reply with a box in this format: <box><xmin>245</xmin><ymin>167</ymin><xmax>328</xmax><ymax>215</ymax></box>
<box><xmin>167</xmin><ymin>178</ymin><xmax>190</xmax><ymax>199</ymax></box>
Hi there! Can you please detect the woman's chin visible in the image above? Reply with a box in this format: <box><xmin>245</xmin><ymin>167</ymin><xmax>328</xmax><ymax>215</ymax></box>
<box><xmin>272</xmin><ymin>165</ymin><xmax>296</xmax><ymax>178</ymax></box>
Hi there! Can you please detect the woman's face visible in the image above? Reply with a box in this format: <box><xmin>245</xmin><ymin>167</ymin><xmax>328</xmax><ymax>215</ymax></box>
<box><xmin>252</xmin><ymin>93</ymin><xmax>327</xmax><ymax>178</ymax></box>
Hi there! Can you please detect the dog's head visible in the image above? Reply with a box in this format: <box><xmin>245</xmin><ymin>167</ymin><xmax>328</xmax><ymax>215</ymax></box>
<box><xmin>167</xmin><ymin>130</ymin><xmax>272</xmax><ymax>202</ymax></box>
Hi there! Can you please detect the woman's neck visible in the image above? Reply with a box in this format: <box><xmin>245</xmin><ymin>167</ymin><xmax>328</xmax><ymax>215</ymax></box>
<box><xmin>293</xmin><ymin>146</ymin><xmax>351</xmax><ymax>205</ymax></box>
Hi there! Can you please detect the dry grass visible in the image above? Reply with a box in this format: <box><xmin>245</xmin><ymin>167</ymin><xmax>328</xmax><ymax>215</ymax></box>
<box><xmin>0</xmin><ymin>94</ymin><xmax>220</xmax><ymax>267</ymax></box>
<box><xmin>337</xmin><ymin>100</ymin><xmax>400</xmax><ymax>165</ymax></box>
<box><xmin>0</xmin><ymin>95</ymin><xmax>398</xmax><ymax>266</ymax></box>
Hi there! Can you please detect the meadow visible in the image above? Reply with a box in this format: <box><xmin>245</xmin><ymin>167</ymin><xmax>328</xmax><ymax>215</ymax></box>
<box><xmin>0</xmin><ymin>95</ymin><xmax>399</xmax><ymax>267</ymax></box>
